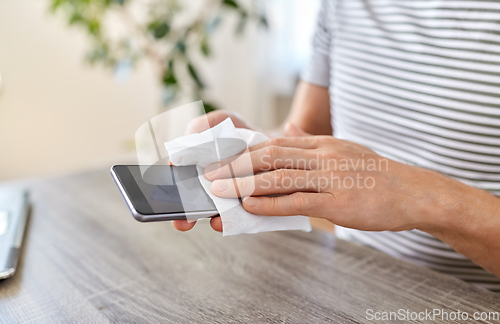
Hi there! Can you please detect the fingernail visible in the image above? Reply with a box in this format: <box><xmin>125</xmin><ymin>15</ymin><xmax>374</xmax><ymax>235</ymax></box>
<box><xmin>243</xmin><ymin>196</ymin><xmax>258</xmax><ymax>207</ymax></box>
<box><xmin>205</xmin><ymin>165</ymin><xmax>220</xmax><ymax>179</ymax></box>
<box><xmin>206</xmin><ymin>169</ymin><xmax>219</xmax><ymax>178</ymax></box>
<box><xmin>213</xmin><ymin>180</ymin><xmax>229</xmax><ymax>192</ymax></box>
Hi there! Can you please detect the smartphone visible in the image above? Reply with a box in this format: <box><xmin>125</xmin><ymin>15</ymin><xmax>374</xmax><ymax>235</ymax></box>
<box><xmin>111</xmin><ymin>165</ymin><xmax>218</xmax><ymax>222</ymax></box>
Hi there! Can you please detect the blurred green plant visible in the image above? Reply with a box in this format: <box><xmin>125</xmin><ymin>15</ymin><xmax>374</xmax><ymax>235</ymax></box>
<box><xmin>49</xmin><ymin>0</ymin><xmax>267</xmax><ymax>112</ymax></box>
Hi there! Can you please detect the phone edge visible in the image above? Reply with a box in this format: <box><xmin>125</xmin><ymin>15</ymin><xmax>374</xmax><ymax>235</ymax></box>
<box><xmin>110</xmin><ymin>165</ymin><xmax>217</xmax><ymax>222</ymax></box>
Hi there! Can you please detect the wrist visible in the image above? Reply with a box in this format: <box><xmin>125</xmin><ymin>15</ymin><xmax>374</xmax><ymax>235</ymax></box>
<box><xmin>415</xmin><ymin>171</ymin><xmax>498</xmax><ymax>238</ymax></box>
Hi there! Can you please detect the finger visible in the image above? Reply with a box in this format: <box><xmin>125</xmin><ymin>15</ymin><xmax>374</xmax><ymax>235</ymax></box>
<box><xmin>248</xmin><ymin>137</ymin><xmax>318</xmax><ymax>152</ymax></box>
<box><xmin>242</xmin><ymin>192</ymin><xmax>332</xmax><ymax>217</ymax></box>
<box><xmin>210</xmin><ymin>216</ymin><xmax>223</xmax><ymax>232</ymax></box>
<box><xmin>284</xmin><ymin>123</ymin><xmax>313</xmax><ymax>137</ymax></box>
<box><xmin>186</xmin><ymin>111</ymin><xmax>252</xmax><ymax>135</ymax></box>
<box><xmin>211</xmin><ymin>169</ymin><xmax>329</xmax><ymax>198</ymax></box>
<box><xmin>205</xmin><ymin>146</ymin><xmax>317</xmax><ymax>180</ymax></box>
<box><xmin>172</xmin><ymin>219</ymin><xmax>196</xmax><ymax>231</ymax></box>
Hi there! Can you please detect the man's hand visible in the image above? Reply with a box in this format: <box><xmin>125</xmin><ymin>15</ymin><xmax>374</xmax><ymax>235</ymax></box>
<box><xmin>204</xmin><ymin>132</ymin><xmax>453</xmax><ymax>232</ymax></box>
<box><xmin>184</xmin><ymin>110</ymin><xmax>255</xmax><ymax>134</ymax></box>
<box><xmin>172</xmin><ymin>110</ymin><xmax>256</xmax><ymax>233</ymax></box>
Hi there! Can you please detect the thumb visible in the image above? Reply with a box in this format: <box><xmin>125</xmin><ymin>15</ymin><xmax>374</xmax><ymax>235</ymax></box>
<box><xmin>284</xmin><ymin>123</ymin><xmax>313</xmax><ymax>137</ymax></box>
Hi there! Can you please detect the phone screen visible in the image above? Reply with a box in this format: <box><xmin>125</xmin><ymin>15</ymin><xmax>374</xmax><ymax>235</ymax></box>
<box><xmin>115</xmin><ymin>165</ymin><xmax>216</xmax><ymax>215</ymax></box>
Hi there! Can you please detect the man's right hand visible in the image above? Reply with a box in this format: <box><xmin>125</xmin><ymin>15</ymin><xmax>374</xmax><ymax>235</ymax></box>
<box><xmin>184</xmin><ymin>110</ymin><xmax>255</xmax><ymax>134</ymax></box>
<box><xmin>172</xmin><ymin>110</ymin><xmax>256</xmax><ymax>233</ymax></box>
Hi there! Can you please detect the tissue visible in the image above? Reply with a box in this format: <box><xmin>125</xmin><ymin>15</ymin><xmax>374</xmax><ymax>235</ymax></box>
<box><xmin>164</xmin><ymin>118</ymin><xmax>311</xmax><ymax>236</ymax></box>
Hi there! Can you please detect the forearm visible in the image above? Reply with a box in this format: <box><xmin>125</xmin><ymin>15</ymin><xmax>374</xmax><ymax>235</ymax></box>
<box><xmin>253</xmin><ymin>81</ymin><xmax>332</xmax><ymax>138</ymax></box>
<box><xmin>417</xmin><ymin>171</ymin><xmax>500</xmax><ymax>277</ymax></box>
<box><xmin>283</xmin><ymin>81</ymin><xmax>332</xmax><ymax>136</ymax></box>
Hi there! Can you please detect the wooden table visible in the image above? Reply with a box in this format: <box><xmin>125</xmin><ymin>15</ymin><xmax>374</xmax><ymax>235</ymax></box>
<box><xmin>0</xmin><ymin>169</ymin><xmax>499</xmax><ymax>323</ymax></box>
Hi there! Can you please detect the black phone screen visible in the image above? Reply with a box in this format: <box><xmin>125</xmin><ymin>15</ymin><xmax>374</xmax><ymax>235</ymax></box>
<box><xmin>114</xmin><ymin>165</ymin><xmax>216</xmax><ymax>215</ymax></box>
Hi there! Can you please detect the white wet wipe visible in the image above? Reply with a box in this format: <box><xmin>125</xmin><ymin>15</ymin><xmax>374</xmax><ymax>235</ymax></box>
<box><xmin>164</xmin><ymin>118</ymin><xmax>311</xmax><ymax>236</ymax></box>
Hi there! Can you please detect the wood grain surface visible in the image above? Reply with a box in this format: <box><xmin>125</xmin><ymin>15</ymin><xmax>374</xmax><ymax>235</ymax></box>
<box><xmin>0</xmin><ymin>169</ymin><xmax>499</xmax><ymax>323</ymax></box>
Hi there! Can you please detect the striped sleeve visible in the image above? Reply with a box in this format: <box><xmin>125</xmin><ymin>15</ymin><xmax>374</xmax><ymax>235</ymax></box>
<box><xmin>314</xmin><ymin>0</ymin><xmax>500</xmax><ymax>292</ymax></box>
<box><xmin>301</xmin><ymin>0</ymin><xmax>334</xmax><ymax>88</ymax></box>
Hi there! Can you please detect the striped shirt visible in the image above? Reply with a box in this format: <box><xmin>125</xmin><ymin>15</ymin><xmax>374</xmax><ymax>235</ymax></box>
<box><xmin>302</xmin><ymin>0</ymin><xmax>500</xmax><ymax>291</ymax></box>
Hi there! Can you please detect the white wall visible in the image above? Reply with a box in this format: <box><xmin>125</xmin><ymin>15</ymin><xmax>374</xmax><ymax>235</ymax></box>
<box><xmin>0</xmin><ymin>0</ymin><xmax>318</xmax><ymax>181</ymax></box>
<box><xmin>0</xmin><ymin>0</ymin><xmax>274</xmax><ymax>181</ymax></box>
<box><xmin>0</xmin><ymin>0</ymin><xmax>161</xmax><ymax>180</ymax></box>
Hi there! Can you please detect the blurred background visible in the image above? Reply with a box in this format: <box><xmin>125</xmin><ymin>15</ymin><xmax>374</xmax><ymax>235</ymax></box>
<box><xmin>0</xmin><ymin>0</ymin><xmax>320</xmax><ymax>181</ymax></box>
